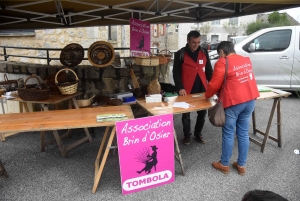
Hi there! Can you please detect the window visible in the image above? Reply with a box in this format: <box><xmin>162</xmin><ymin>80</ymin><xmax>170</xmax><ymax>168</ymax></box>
<box><xmin>229</xmin><ymin>17</ymin><xmax>238</xmax><ymax>25</ymax></box>
<box><xmin>211</xmin><ymin>20</ymin><xmax>220</xmax><ymax>25</ymax></box>
<box><xmin>211</xmin><ymin>35</ymin><xmax>219</xmax><ymax>42</ymax></box>
<box><xmin>244</xmin><ymin>30</ymin><xmax>292</xmax><ymax>52</ymax></box>
<box><xmin>159</xmin><ymin>24</ymin><xmax>164</xmax><ymax>36</ymax></box>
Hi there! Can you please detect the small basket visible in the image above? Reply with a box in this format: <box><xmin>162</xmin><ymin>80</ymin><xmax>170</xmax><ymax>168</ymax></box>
<box><xmin>76</xmin><ymin>95</ymin><xmax>95</xmax><ymax>108</ymax></box>
<box><xmin>156</xmin><ymin>49</ymin><xmax>172</xmax><ymax>64</ymax></box>
<box><xmin>134</xmin><ymin>53</ymin><xmax>159</xmax><ymax>66</ymax></box>
<box><xmin>18</xmin><ymin>75</ymin><xmax>50</xmax><ymax>101</ymax></box>
<box><xmin>0</xmin><ymin>74</ymin><xmax>18</xmax><ymax>89</ymax></box>
<box><xmin>55</xmin><ymin>68</ymin><xmax>79</xmax><ymax>95</ymax></box>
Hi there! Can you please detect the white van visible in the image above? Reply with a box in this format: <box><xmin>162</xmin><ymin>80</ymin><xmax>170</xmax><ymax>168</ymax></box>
<box><xmin>209</xmin><ymin>26</ymin><xmax>300</xmax><ymax>91</ymax></box>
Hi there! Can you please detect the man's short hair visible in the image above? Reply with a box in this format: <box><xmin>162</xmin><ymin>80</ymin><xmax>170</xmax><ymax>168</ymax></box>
<box><xmin>242</xmin><ymin>190</ymin><xmax>288</xmax><ymax>201</ymax></box>
<box><xmin>187</xmin><ymin>30</ymin><xmax>201</xmax><ymax>41</ymax></box>
<box><xmin>216</xmin><ymin>41</ymin><xmax>235</xmax><ymax>56</ymax></box>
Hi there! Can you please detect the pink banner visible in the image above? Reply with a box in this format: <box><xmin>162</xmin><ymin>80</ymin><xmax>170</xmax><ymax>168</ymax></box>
<box><xmin>116</xmin><ymin>114</ymin><xmax>174</xmax><ymax>195</ymax></box>
<box><xmin>130</xmin><ymin>18</ymin><xmax>150</xmax><ymax>56</ymax></box>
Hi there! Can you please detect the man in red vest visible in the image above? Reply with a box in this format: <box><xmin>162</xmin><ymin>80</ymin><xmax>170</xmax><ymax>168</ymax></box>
<box><xmin>173</xmin><ymin>30</ymin><xmax>213</xmax><ymax>145</ymax></box>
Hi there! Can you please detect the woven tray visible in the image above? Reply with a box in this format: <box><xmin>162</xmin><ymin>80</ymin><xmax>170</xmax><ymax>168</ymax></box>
<box><xmin>88</xmin><ymin>41</ymin><xmax>115</xmax><ymax>68</ymax></box>
<box><xmin>60</xmin><ymin>43</ymin><xmax>84</xmax><ymax>67</ymax></box>
<box><xmin>18</xmin><ymin>75</ymin><xmax>50</xmax><ymax>101</ymax></box>
<box><xmin>55</xmin><ymin>68</ymin><xmax>79</xmax><ymax>95</ymax></box>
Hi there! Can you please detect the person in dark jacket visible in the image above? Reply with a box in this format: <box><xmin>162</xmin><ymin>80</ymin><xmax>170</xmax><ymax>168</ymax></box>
<box><xmin>172</xmin><ymin>30</ymin><xmax>213</xmax><ymax>145</ymax></box>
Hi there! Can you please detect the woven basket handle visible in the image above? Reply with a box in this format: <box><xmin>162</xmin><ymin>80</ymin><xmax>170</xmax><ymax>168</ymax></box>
<box><xmin>55</xmin><ymin>68</ymin><xmax>79</xmax><ymax>85</ymax></box>
<box><xmin>24</xmin><ymin>74</ymin><xmax>41</xmax><ymax>89</ymax></box>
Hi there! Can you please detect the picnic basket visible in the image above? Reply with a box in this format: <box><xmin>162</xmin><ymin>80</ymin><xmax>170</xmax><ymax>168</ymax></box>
<box><xmin>55</xmin><ymin>68</ymin><xmax>79</xmax><ymax>95</ymax></box>
<box><xmin>134</xmin><ymin>52</ymin><xmax>159</xmax><ymax>66</ymax></box>
<box><xmin>18</xmin><ymin>75</ymin><xmax>50</xmax><ymax>101</ymax></box>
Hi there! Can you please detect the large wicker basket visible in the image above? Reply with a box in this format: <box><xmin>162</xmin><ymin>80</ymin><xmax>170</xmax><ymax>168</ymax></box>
<box><xmin>55</xmin><ymin>68</ymin><xmax>79</xmax><ymax>95</ymax></box>
<box><xmin>0</xmin><ymin>74</ymin><xmax>18</xmax><ymax>90</ymax></box>
<box><xmin>18</xmin><ymin>75</ymin><xmax>50</xmax><ymax>101</ymax></box>
<box><xmin>156</xmin><ymin>49</ymin><xmax>172</xmax><ymax>64</ymax></box>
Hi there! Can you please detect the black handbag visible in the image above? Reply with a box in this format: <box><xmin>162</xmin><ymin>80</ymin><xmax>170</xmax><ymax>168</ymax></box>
<box><xmin>208</xmin><ymin>58</ymin><xmax>228</xmax><ymax>127</ymax></box>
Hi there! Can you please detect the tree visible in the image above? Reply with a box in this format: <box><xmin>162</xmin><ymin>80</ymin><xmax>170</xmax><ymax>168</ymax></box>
<box><xmin>191</xmin><ymin>22</ymin><xmax>211</xmax><ymax>41</ymax></box>
<box><xmin>245</xmin><ymin>21</ymin><xmax>270</xmax><ymax>35</ymax></box>
<box><xmin>223</xmin><ymin>22</ymin><xmax>243</xmax><ymax>36</ymax></box>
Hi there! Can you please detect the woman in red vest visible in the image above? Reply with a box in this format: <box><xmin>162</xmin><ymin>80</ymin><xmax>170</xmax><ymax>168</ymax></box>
<box><xmin>173</xmin><ymin>30</ymin><xmax>213</xmax><ymax>145</ymax></box>
<box><xmin>205</xmin><ymin>41</ymin><xmax>259</xmax><ymax>176</ymax></box>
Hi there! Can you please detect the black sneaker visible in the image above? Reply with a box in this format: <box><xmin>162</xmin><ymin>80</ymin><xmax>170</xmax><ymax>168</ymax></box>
<box><xmin>182</xmin><ymin>135</ymin><xmax>191</xmax><ymax>145</ymax></box>
<box><xmin>194</xmin><ymin>134</ymin><xmax>206</xmax><ymax>144</ymax></box>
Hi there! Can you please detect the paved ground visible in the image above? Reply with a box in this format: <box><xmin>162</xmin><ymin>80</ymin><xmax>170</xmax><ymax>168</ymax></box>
<box><xmin>1</xmin><ymin>94</ymin><xmax>300</xmax><ymax>201</ymax></box>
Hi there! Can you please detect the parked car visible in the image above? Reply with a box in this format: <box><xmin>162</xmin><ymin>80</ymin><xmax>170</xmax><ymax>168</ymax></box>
<box><xmin>201</xmin><ymin>41</ymin><xmax>220</xmax><ymax>52</ymax></box>
<box><xmin>209</xmin><ymin>26</ymin><xmax>300</xmax><ymax>91</ymax></box>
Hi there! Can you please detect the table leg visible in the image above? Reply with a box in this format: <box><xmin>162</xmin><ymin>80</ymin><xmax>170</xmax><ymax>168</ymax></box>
<box><xmin>249</xmin><ymin>98</ymin><xmax>280</xmax><ymax>153</ymax></box>
<box><xmin>277</xmin><ymin>98</ymin><xmax>282</xmax><ymax>148</ymax></box>
<box><xmin>52</xmin><ymin>130</ymin><xmax>67</xmax><ymax>158</ymax></box>
<box><xmin>173</xmin><ymin>128</ymin><xmax>185</xmax><ymax>176</ymax></box>
<box><xmin>252</xmin><ymin>109</ymin><xmax>256</xmax><ymax>135</ymax></box>
<box><xmin>92</xmin><ymin>126</ymin><xmax>116</xmax><ymax>193</ymax></box>
<box><xmin>1</xmin><ymin>98</ymin><xmax>5</xmax><ymax>114</ymax></box>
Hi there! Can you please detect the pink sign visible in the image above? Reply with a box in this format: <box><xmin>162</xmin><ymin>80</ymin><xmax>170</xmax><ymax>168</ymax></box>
<box><xmin>116</xmin><ymin>114</ymin><xmax>174</xmax><ymax>195</ymax></box>
<box><xmin>130</xmin><ymin>18</ymin><xmax>150</xmax><ymax>56</ymax></box>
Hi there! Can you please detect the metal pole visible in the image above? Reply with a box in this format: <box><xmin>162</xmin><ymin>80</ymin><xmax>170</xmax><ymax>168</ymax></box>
<box><xmin>4</xmin><ymin>47</ymin><xmax>7</xmax><ymax>61</ymax></box>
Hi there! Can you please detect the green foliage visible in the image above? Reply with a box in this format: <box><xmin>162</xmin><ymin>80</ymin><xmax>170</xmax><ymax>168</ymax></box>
<box><xmin>245</xmin><ymin>21</ymin><xmax>270</xmax><ymax>35</ymax></box>
<box><xmin>268</xmin><ymin>12</ymin><xmax>291</xmax><ymax>25</ymax></box>
<box><xmin>246</xmin><ymin>11</ymin><xmax>292</xmax><ymax>35</ymax></box>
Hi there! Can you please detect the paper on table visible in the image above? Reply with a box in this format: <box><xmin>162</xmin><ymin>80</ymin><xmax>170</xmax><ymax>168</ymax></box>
<box><xmin>173</xmin><ymin>102</ymin><xmax>190</xmax><ymax>109</ymax></box>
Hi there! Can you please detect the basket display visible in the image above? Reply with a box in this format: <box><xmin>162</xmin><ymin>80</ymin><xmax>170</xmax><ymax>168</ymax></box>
<box><xmin>60</xmin><ymin>43</ymin><xmax>84</xmax><ymax>67</ymax></box>
<box><xmin>55</xmin><ymin>68</ymin><xmax>79</xmax><ymax>95</ymax></box>
<box><xmin>88</xmin><ymin>41</ymin><xmax>115</xmax><ymax>68</ymax></box>
<box><xmin>76</xmin><ymin>95</ymin><xmax>95</xmax><ymax>108</ymax></box>
<box><xmin>134</xmin><ymin>56</ymin><xmax>159</xmax><ymax>66</ymax></box>
<box><xmin>18</xmin><ymin>75</ymin><xmax>50</xmax><ymax>101</ymax></box>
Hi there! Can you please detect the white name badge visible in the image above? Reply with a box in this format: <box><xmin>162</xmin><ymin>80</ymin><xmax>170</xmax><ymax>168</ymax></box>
<box><xmin>199</xmin><ymin>60</ymin><xmax>203</xmax><ymax>64</ymax></box>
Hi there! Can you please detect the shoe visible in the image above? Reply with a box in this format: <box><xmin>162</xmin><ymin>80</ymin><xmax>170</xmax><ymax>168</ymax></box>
<box><xmin>194</xmin><ymin>134</ymin><xmax>206</xmax><ymax>144</ymax></box>
<box><xmin>212</xmin><ymin>161</ymin><xmax>230</xmax><ymax>174</ymax></box>
<box><xmin>232</xmin><ymin>161</ymin><xmax>246</xmax><ymax>176</ymax></box>
<box><xmin>182</xmin><ymin>135</ymin><xmax>191</xmax><ymax>145</ymax></box>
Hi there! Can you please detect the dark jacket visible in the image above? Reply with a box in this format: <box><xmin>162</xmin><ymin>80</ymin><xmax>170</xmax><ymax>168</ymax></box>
<box><xmin>172</xmin><ymin>44</ymin><xmax>213</xmax><ymax>93</ymax></box>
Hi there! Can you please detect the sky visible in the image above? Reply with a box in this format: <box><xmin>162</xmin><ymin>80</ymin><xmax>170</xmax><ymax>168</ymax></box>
<box><xmin>277</xmin><ymin>6</ymin><xmax>300</xmax><ymax>23</ymax></box>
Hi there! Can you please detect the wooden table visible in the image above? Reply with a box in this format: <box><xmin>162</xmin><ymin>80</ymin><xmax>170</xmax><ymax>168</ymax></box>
<box><xmin>251</xmin><ymin>88</ymin><xmax>291</xmax><ymax>153</ymax></box>
<box><xmin>137</xmin><ymin>93</ymin><xmax>216</xmax><ymax>175</ymax></box>
<box><xmin>0</xmin><ymin>105</ymin><xmax>134</xmax><ymax>193</ymax></box>
<box><xmin>1</xmin><ymin>92</ymin><xmax>93</xmax><ymax>158</ymax></box>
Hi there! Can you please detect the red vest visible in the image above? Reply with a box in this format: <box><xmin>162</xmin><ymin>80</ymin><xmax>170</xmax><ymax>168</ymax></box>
<box><xmin>218</xmin><ymin>55</ymin><xmax>259</xmax><ymax>108</ymax></box>
<box><xmin>181</xmin><ymin>50</ymin><xmax>207</xmax><ymax>94</ymax></box>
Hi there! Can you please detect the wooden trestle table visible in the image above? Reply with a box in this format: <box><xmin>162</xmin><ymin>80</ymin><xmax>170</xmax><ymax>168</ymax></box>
<box><xmin>0</xmin><ymin>92</ymin><xmax>94</xmax><ymax>158</ymax></box>
<box><xmin>0</xmin><ymin>104</ymin><xmax>134</xmax><ymax>193</ymax></box>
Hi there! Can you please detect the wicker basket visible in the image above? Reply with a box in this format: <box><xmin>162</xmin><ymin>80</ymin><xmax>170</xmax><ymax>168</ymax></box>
<box><xmin>134</xmin><ymin>56</ymin><xmax>159</xmax><ymax>66</ymax></box>
<box><xmin>60</xmin><ymin>43</ymin><xmax>84</xmax><ymax>67</ymax></box>
<box><xmin>55</xmin><ymin>68</ymin><xmax>79</xmax><ymax>95</ymax></box>
<box><xmin>76</xmin><ymin>95</ymin><xmax>95</xmax><ymax>108</ymax></box>
<box><xmin>156</xmin><ymin>49</ymin><xmax>172</xmax><ymax>64</ymax></box>
<box><xmin>0</xmin><ymin>74</ymin><xmax>18</xmax><ymax>89</ymax></box>
<box><xmin>18</xmin><ymin>75</ymin><xmax>50</xmax><ymax>101</ymax></box>
<box><xmin>88</xmin><ymin>41</ymin><xmax>115</xmax><ymax>68</ymax></box>
<box><xmin>45</xmin><ymin>71</ymin><xmax>67</xmax><ymax>95</ymax></box>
